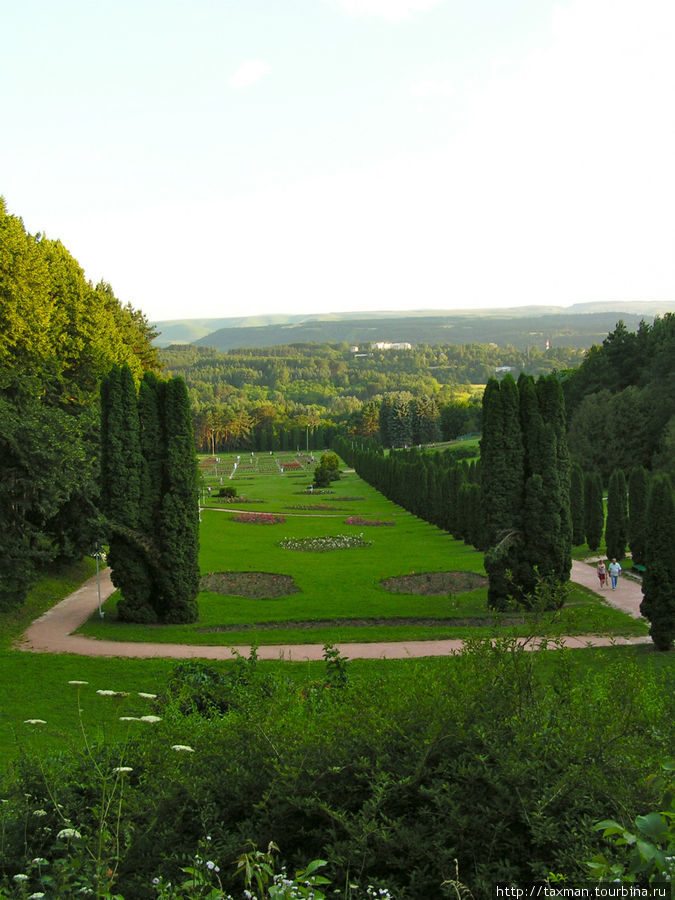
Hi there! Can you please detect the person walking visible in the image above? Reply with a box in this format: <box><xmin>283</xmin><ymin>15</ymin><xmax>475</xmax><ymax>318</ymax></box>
<box><xmin>608</xmin><ymin>558</ymin><xmax>622</xmax><ymax>590</ymax></box>
<box><xmin>597</xmin><ymin>560</ymin><xmax>607</xmax><ymax>589</ymax></box>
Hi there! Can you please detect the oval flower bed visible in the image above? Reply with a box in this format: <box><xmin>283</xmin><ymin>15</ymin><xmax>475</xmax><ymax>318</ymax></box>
<box><xmin>201</xmin><ymin>571</ymin><xmax>299</xmax><ymax>598</ymax></box>
<box><xmin>344</xmin><ymin>516</ymin><xmax>395</xmax><ymax>526</ymax></box>
<box><xmin>381</xmin><ymin>571</ymin><xmax>487</xmax><ymax>595</ymax></box>
<box><xmin>231</xmin><ymin>512</ymin><xmax>285</xmax><ymax>524</ymax></box>
<box><xmin>278</xmin><ymin>534</ymin><xmax>372</xmax><ymax>552</ymax></box>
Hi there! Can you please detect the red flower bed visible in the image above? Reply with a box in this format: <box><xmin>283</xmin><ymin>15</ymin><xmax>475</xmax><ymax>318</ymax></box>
<box><xmin>344</xmin><ymin>516</ymin><xmax>395</xmax><ymax>526</ymax></box>
<box><xmin>231</xmin><ymin>512</ymin><xmax>285</xmax><ymax>524</ymax></box>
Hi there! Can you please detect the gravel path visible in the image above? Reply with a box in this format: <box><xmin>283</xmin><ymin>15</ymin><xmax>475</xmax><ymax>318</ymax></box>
<box><xmin>15</xmin><ymin>559</ymin><xmax>650</xmax><ymax>661</ymax></box>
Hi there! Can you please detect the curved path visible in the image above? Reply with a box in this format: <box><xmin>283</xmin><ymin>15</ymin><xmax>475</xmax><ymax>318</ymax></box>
<box><xmin>15</xmin><ymin>561</ymin><xmax>650</xmax><ymax>661</ymax></box>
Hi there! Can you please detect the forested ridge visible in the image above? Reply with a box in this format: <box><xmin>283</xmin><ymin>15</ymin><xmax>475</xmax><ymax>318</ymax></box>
<box><xmin>0</xmin><ymin>198</ymin><xmax>160</xmax><ymax>608</ymax></box>
<box><xmin>159</xmin><ymin>340</ymin><xmax>583</xmax><ymax>451</ymax></box>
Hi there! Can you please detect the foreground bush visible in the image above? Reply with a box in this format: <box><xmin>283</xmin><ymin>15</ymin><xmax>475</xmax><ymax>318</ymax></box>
<box><xmin>0</xmin><ymin>641</ymin><xmax>672</xmax><ymax>898</ymax></box>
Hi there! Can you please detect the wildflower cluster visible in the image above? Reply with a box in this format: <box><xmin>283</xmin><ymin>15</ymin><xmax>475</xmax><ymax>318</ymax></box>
<box><xmin>232</xmin><ymin>513</ymin><xmax>286</xmax><ymax>525</ymax></box>
<box><xmin>278</xmin><ymin>534</ymin><xmax>372</xmax><ymax>552</ymax></box>
<box><xmin>344</xmin><ymin>516</ymin><xmax>395</xmax><ymax>527</ymax></box>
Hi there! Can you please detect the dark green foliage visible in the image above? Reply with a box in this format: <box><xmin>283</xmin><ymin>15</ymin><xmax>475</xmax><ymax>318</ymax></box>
<box><xmin>605</xmin><ymin>468</ymin><xmax>628</xmax><ymax>561</ymax></box>
<box><xmin>570</xmin><ymin>462</ymin><xmax>585</xmax><ymax>545</ymax></box>
<box><xmin>101</xmin><ymin>366</ymin><xmax>157</xmax><ymax>623</ymax></box>
<box><xmin>3</xmin><ymin>642</ymin><xmax>672</xmax><ymax>898</ymax></box>
<box><xmin>481</xmin><ymin>375</ymin><xmax>570</xmax><ymax>610</ymax></box>
<box><xmin>628</xmin><ymin>466</ymin><xmax>649</xmax><ymax>566</ymax></box>
<box><xmin>100</xmin><ymin>368</ymin><xmax>199</xmax><ymax>624</ymax></box>
<box><xmin>640</xmin><ymin>474</ymin><xmax>675</xmax><ymax>650</ymax></box>
<box><xmin>584</xmin><ymin>471</ymin><xmax>604</xmax><ymax>552</ymax></box>
<box><xmin>0</xmin><ymin>200</ymin><xmax>158</xmax><ymax>608</ymax></box>
<box><xmin>155</xmin><ymin>378</ymin><xmax>199</xmax><ymax>624</ymax></box>
<box><xmin>480</xmin><ymin>377</ymin><xmax>524</xmax><ymax>552</ymax></box>
<box><xmin>313</xmin><ymin>452</ymin><xmax>341</xmax><ymax>488</ymax></box>
<box><xmin>565</xmin><ymin>316</ymin><xmax>675</xmax><ymax>479</ymax></box>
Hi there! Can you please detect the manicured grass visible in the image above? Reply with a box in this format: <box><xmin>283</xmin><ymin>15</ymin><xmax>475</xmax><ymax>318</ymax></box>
<box><xmin>0</xmin><ymin>453</ymin><xmax>658</xmax><ymax>770</ymax></box>
<box><xmin>75</xmin><ymin>453</ymin><xmax>647</xmax><ymax>645</ymax></box>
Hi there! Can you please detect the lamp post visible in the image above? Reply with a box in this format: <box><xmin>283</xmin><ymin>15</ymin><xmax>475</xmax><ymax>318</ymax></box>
<box><xmin>94</xmin><ymin>542</ymin><xmax>104</xmax><ymax>618</ymax></box>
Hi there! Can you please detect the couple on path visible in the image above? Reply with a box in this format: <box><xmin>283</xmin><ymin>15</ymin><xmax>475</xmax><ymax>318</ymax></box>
<box><xmin>597</xmin><ymin>558</ymin><xmax>622</xmax><ymax>590</ymax></box>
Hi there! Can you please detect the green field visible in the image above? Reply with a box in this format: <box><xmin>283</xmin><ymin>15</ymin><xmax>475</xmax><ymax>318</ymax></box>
<box><xmin>76</xmin><ymin>452</ymin><xmax>646</xmax><ymax>645</ymax></box>
<box><xmin>0</xmin><ymin>451</ymin><xmax>657</xmax><ymax>770</ymax></box>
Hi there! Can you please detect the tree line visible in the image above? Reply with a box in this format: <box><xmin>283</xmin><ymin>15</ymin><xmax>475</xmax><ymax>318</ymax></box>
<box><xmin>0</xmin><ymin>198</ymin><xmax>161</xmax><ymax>609</ymax></box>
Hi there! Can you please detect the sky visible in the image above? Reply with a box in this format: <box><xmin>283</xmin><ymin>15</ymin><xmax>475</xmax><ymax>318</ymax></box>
<box><xmin>2</xmin><ymin>0</ymin><xmax>674</xmax><ymax>323</ymax></box>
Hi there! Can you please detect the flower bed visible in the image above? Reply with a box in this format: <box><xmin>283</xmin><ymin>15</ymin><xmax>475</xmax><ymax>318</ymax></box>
<box><xmin>201</xmin><ymin>571</ymin><xmax>299</xmax><ymax>598</ymax></box>
<box><xmin>231</xmin><ymin>512</ymin><xmax>285</xmax><ymax>524</ymax></box>
<box><xmin>344</xmin><ymin>516</ymin><xmax>395</xmax><ymax>526</ymax></box>
<box><xmin>281</xmin><ymin>461</ymin><xmax>302</xmax><ymax>469</ymax></box>
<box><xmin>279</xmin><ymin>534</ymin><xmax>372</xmax><ymax>552</ymax></box>
<box><xmin>285</xmin><ymin>504</ymin><xmax>349</xmax><ymax>511</ymax></box>
<box><xmin>380</xmin><ymin>571</ymin><xmax>487</xmax><ymax>595</ymax></box>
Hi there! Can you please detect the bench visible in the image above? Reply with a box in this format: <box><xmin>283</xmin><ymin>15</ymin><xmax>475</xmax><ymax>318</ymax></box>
<box><xmin>631</xmin><ymin>564</ymin><xmax>646</xmax><ymax>575</ymax></box>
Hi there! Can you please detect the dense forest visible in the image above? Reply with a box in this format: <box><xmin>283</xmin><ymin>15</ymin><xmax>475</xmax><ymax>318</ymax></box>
<box><xmin>0</xmin><ymin>198</ymin><xmax>160</xmax><ymax>608</ymax></box>
<box><xmin>159</xmin><ymin>340</ymin><xmax>583</xmax><ymax>451</ymax></box>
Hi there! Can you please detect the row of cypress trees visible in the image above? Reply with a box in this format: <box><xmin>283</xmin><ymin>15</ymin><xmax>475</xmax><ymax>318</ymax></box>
<box><xmin>100</xmin><ymin>365</ymin><xmax>199</xmax><ymax>623</ymax></box>
<box><xmin>480</xmin><ymin>374</ymin><xmax>572</xmax><ymax>610</ymax></box>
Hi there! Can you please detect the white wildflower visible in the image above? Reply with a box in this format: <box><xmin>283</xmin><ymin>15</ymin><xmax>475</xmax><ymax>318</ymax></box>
<box><xmin>113</xmin><ymin>766</ymin><xmax>133</xmax><ymax>774</ymax></box>
<box><xmin>138</xmin><ymin>692</ymin><xmax>157</xmax><ymax>699</ymax></box>
<box><xmin>24</xmin><ymin>719</ymin><xmax>46</xmax><ymax>725</ymax></box>
<box><xmin>171</xmin><ymin>744</ymin><xmax>195</xmax><ymax>753</ymax></box>
<box><xmin>139</xmin><ymin>715</ymin><xmax>162</xmax><ymax>723</ymax></box>
<box><xmin>68</xmin><ymin>680</ymin><xmax>88</xmax><ymax>686</ymax></box>
<box><xmin>57</xmin><ymin>828</ymin><xmax>82</xmax><ymax>840</ymax></box>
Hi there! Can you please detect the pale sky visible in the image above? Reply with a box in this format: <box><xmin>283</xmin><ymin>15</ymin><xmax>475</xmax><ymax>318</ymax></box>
<box><xmin>2</xmin><ymin>0</ymin><xmax>674</xmax><ymax>323</ymax></box>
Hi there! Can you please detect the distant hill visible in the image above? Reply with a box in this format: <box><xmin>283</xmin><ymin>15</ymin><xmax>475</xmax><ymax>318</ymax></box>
<box><xmin>151</xmin><ymin>302</ymin><xmax>673</xmax><ymax>350</ymax></box>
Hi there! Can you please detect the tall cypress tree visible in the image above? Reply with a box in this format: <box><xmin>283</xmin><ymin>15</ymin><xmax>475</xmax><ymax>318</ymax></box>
<box><xmin>628</xmin><ymin>466</ymin><xmax>649</xmax><ymax>566</ymax></box>
<box><xmin>605</xmin><ymin>468</ymin><xmax>628</xmax><ymax>560</ymax></box>
<box><xmin>481</xmin><ymin>376</ymin><xmax>524</xmax><ymax>610</ymax></box>
<box><xmin>570</xmin><ymin>462</ymin><xmax>585</xmax><ymax>546</ymax></box>
<box><xmin>640</xmin><ymin>475</ymin><xmax>675</xmax><ymax>650</ymax></box>
<box><xmin>101</xmin><ymin>365</ymin><xmax>157</xmax><ymax>623</ymax></box>
<box><xmin>584</xmin><ymin>471</ymin><xmax>604</xmax><ymax>552</ymax></box>
<box><xmin>156</xmin><ymin>377</ymin><xmax>199</xmax><ymax>624</ymax></box>
<box><xmin>537</xmin><ymin>375</ymin><xmax>572</xmax><ymax>582</ymax></box>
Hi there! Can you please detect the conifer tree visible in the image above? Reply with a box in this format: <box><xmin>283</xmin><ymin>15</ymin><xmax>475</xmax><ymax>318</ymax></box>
<box><xmin>605</xmin><ymin>468</ymin><xmax>628</xmax><ymax>561</ymax></box>
<box><xmin>584</xmin><ymin>471</ymin><xmax>604</xmax><ymax>551</ymax></box>
<box><xmin>101</xmin><ymin>365</ymin><xmax>157</xmax><ymax>623</ymax></box>
<box><xmin>155</xmin><ymin>377</ymin><xmax>199</xmax><ymax>623</ymax></box>
<box><xmin>628</xmin><ymin>466</ymin><xmax>649</xmax><ymax>566</ymax></box>
<box><xmin>640</xmin><ymin>474</ymin><xmax>675</xmax><ymax>650</ymax></box>
<box><xmin>570</xmin><ymin>462</ymin><xmax>585</xmax><ymax>545</ymax></box>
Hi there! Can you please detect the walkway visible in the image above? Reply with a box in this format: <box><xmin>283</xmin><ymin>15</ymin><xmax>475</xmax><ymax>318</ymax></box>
<box><xmin>16</xmin><ymin>561</ymin><xmax>650</xmax><ymax>661</ymax></box>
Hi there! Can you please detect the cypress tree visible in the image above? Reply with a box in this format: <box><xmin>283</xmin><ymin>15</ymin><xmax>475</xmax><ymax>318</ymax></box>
<box><xmin>628</xmin><ymin>466</ymin><xmax>649</xmax><ymax>566</ymax></box>
<box><xmin>537</xmin><ymin>375</ymin><xmax>572</xmax><ymax>582</ymax></box>
<box><xmin>156</xmin><ymin>377</ymin><xmax>199</xmax><ymax>624</ymax></box>
<box><xmin>481</xmin><ymin>376</ymin><xmax>524</xmax><ymax>610</ymax></box>
<box><xmin>584</xmin><ymin>471</ymin><xmax>604</xmax><ymax>551</ymax></box>
<box><xmin>605</xmin><ymin>468</ymin><xmax>628</xmax><ymax>560</ymax></box>
<box><xmin>101</xmin><ymin>365</ymin><xmax>157</xmax><ymax>623</ymax></box>
<box><xmin>570</xmin><ymin>462</ymin><xmax>585</xmax><ymax>546</ymax></box>
<box><xmin>640</xmin><ymin>475</ymin><xmax>675</xmax><ymax>650</ymax></box>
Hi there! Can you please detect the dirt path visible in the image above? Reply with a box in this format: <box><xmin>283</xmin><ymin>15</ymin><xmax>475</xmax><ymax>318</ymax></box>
<box><xmin>15</xmin><ymin>560</ymin><xmax>650</xmax><ymax>661</ymax></box>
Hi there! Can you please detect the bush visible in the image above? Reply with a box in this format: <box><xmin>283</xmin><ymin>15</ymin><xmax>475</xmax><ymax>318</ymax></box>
<box><xmin>1</xmin><ymin>644</ymin><xmax>672</xmax><ymax>899</ymax></box>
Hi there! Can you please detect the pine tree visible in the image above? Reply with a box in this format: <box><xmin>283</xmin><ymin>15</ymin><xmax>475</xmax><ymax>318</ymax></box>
<box><xmin>570</xmin><ymin>462</ymin><xmax>585</xmax><ymax>545</ymax></box>
<box><xmin>639</xmin><ymin>474</ymin><xmax>675</xmax><ymax>650</ymax></box>
<box><xmin>584</xmin><ymin>471</ymin><xmax>604</xmax><ymax>551</ymax></box>
<box><xmin>605</xmin><ymin>468</ymin><xmax>628</xmax><ymax>560</ymax></box>
<box><xmin>628</xmin><ymin>466</ymin><xmax>649</xmax><ymax>566</ymax></box>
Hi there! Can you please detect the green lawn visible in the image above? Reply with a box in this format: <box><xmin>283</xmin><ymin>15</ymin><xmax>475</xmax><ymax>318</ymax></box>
<box><xmin>0</xmin><ymin>452</ymin><xmax>658</xmax><ymax>769</ymax></box>
<box><xmin>75</xmin><ymin>452</ymin><xmax>647</xmax><ymax>645</ymax></box>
